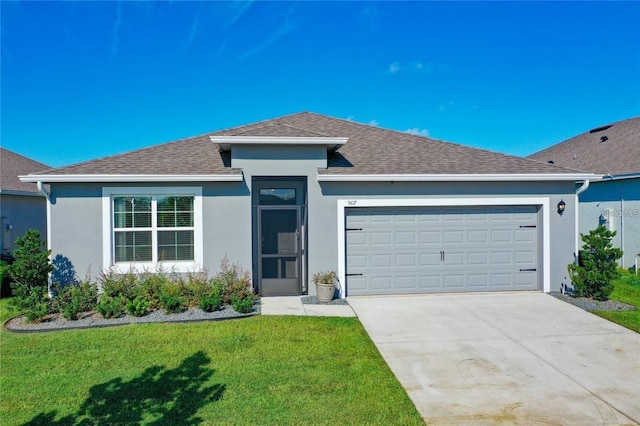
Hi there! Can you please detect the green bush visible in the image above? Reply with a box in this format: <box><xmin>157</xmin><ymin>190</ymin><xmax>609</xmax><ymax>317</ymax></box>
<box><xmin>160</xmin><ymin>282</ymin><xmax>184</xmax><ymax>314</ymax></box>
<box><xmin>97</xmin><ymin>295</ymin><xmax>125</xmax><ymax>319</ymax></box>
<box><xmin>568</xmin><ymin>225</ymin><xmax>623</xmax><ymax>301</ymax></box>
<box><xmin>136</xmin><ymin>271</ymin><xmax>168</xmax><ymax>310</ymax></box>
<box><xmin>199</xmin><ymin>288</ymin><xmax>221</xmax><ymax>312</ymax></box>
<box><xmin>99</xmin><ymin>268</ymin><xmax>139</xmax><ymax>300</ymax></box>
<box><xmin>51</xmin><ymin>281</ymin><xmax>98</xmax><ymax>320</ymax></box>
<box><xmin>231</xmin><ymin>294</ymin><xmax>255</xmax><ymax>314</ymax></box>
<box><xmin>8</xmin><ymin>230</ymin><xmax>54</xmax><ymax>323</ymax></box>
<box><xmin>126</xmin><ymin>296</ymin><xmax>150</xmax><ymax>317</ymax></box>
<box><xmin>181</xmin><ymin>269</ymin><xmax>212</xmax><ymax>307</ymax></box>
<box><xmin>215</xmin><ymin>257</ymin><xmax>253</xmax><ymax>305</ymax></box>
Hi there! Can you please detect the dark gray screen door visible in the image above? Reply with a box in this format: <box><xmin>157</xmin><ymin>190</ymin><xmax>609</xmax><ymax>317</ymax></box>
<box><xmin>252</xmin><ymin>178</ymin><xmax>306</xmax><ymax>296</ymax></box>
<box><xmin>258</xmin><ymin>206</ymin><xmax>301</xmax><ymax>296</ymax></box>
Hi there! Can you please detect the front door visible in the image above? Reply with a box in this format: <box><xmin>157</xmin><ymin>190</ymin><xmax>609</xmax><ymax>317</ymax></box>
<box><xmin>252</xmin><ymin>178</ymin><xmax>307</xmax><ymax>296</ymax></box>
<box><xmin>259</xmin><ymin>207</ymin><xmax>301</xmax><ymax>296</ymax></box>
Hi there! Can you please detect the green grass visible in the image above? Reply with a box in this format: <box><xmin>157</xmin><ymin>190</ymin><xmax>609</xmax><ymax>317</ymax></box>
<box><xmin>0</xmin><ymin>298</ymin><xmax>423</xmax><ymax>425</ymax></box>
<box><xmin>593</xmin><ymin>272</ymin><xmax>640</xmax><ymax>333</ymax></box>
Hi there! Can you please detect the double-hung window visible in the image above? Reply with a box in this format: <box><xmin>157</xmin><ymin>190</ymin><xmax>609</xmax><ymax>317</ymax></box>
<box><xmin>103</xmin><ymin>187</ymin><xmax>202</xmax><ymax>272</ymax></box>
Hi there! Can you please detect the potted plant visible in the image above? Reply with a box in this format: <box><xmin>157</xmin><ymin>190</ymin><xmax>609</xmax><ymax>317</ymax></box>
<box><xmin>312</xmin><ymin>271</ymin><xmax>338</xmax><ymax>303</ymax></box>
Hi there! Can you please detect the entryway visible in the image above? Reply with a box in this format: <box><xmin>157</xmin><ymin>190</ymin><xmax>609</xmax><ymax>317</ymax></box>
<box><xmin>252</xmin><ymin>178</ymin><xmax>307</xmax><ymax>296</ymax></box>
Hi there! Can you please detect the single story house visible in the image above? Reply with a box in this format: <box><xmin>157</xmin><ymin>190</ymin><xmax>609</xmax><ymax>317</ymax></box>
<box><xmin>529</xmin><ymin>117</ymin><xmax>639</xmax><ymax>270</ymax></box>
<box><xmin>22</xmin><ymin>112</ymin><xmax>596</xmax><ymax>297</ymax></box>
<box><xmin>0</xmin><ymin>148</ymin><xmax>49</xmax><ymax>255</ymax></box>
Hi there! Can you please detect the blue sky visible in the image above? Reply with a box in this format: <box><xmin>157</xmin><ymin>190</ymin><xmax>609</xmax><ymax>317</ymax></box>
<box><xmin>2</xmin><ymin>1</ymin><xmax>639</xmax><ymax>168</ymax></box>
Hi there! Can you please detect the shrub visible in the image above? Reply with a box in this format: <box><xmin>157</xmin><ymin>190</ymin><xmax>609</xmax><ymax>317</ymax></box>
<box><xmin>97</xmin><ymin>295</ymin><xmax>125</xmax><ymax>319</ymax></box>
<box><xmin>160</xmin><ymin>282</ymin><xmax>184</xmax><ymax>314</ymax></box>
<box><xmin>51</xmin><ymin>281</ymin><xmax>98</xmax><ymax>320</ymax></box>
<box><xmin>568</xmin><ymin>225</ymin><xmax>623</xmax><ymax>301</ymax></box>
<box><xmin>181</xmin><ymin>269</ymin><xmax>212</xmax><ymax>307</ymax></box>
<box><xmin>231</xmin><ymin>294</ymin><xmax>255</xmax><ymax>314</ymax></box>
<box><xmin>126</xmin><ymin>296</ymin><xmax>150</xmax><ymax>317</ymax></box>
<box><xmin>215</xmin><ymin>257</ymin><xmax>252</xmax><ymax>305</ymax></box>
<box><xmin>99</xmin><ymin>268</ymin><xmax>138</xmax><ymax>300</ymax></box>
<box><xmin>199</xmin><ymin>288</ymin><xmax>221</xmax><ymax>312</ymax></box>
<box><xmin>8</xmin><ymin>229</ymin><xmax>53</xmax><ymax>322</ymax></box>
<box><xmin>136</xmin><ymin>271</ymin><xmax>168</xmax><ymax>310</ymax></box>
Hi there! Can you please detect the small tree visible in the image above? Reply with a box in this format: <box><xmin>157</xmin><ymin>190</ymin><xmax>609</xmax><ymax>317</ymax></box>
<box><xmin>568</xmin><ymin>225</ymin><xmax>623</xmax><ymax>301</ymax></box>
<box><xmin>8</xmin><ymin>229</ymin><xmax>54</xmax><ymax>321</ymax></box>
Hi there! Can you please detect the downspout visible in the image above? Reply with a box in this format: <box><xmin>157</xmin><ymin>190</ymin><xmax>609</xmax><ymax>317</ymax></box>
<box><xmin>37</xmin><ymin>181</ymin><xmax>50</xmax><ymax>202</ymax></box>
<box><xmin>574</xmin><ymin>179</ymin><xmax>590</xmax><ymax>263</ymax></box>
<box><xmin>36</xmin><ymin>181</ymin><xmax>53</xmax><ymax>297</ymax></box>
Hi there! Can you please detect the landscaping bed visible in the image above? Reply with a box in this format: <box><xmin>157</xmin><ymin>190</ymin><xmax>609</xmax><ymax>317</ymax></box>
<box><xmin>4</xmin><ymin>303</ymin><xmax>259</xmax><ymax>333</ymax></box>
<box><xmin>550</xmin><ymin>292</ymin><xmax>635</xmax><ymax>312</ymax></box>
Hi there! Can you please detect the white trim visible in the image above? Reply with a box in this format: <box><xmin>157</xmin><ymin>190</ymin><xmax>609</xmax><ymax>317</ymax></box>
<box><xmin>211</xmin><ymin>136</ymin><xmax>348</xmax><ymax>152</ymax></box>
<box><xmin>318</xmin><ymin>173</ymin><xmax>598</xmax><ymax>182</ymax></box>
<box><xmin>0</xmin><ymin>189</ymin><xmax>44</xmax><ymax>197</ymax></box>
<box><xmin>102</xmin><ymin>187</ymin><xmax>204</xmax><ymax>274</ymax></box>
<box><xmin>21</xmin><ymin>174</ymin><xmax>243</xmax><ymax>183</ymax></box>
<box><xmin>337</xmin><ymin>197</ymin><xmax>551</xmax><ymax>298</ymax></box>
<box><xmin>599</xmin><ymin>173</ymin><xmax>640</xmax><ymax>182</ymax></box>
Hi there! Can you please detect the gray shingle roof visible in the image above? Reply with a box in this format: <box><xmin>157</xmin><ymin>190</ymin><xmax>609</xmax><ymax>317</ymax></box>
<box><xmin>528</xmin><ymin>117</ymin><xmax>640</xmax><ymax>176</ymax></box>
<box><xmin>1</xmin><ymin>148</ymin><xmax>50</xmax><ymax>193</ymax></box>
<box><xmin>31</xmin><ymin>112</ymin><xmax>584</xmax><ymax>178</ymax></box>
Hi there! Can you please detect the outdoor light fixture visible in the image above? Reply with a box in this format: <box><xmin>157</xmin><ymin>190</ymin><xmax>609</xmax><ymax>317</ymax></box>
<box><xmin>557</xmin><ymin>200</ymin><xmax>566</xmax><ymax>215</ymax></box>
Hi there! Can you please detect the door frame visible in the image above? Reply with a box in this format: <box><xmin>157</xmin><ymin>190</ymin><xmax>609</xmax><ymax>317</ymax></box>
<box><xmin>252</xmin><ymin>177</ymin><xmax>308</xmax><ymax>296</ymax></box>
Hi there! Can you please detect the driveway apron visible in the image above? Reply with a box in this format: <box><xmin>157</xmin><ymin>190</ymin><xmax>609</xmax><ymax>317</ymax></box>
<box><xmin>348</xmin><ymin>292</ymin><xmax>640</xmax><ymax>425</ymax></box>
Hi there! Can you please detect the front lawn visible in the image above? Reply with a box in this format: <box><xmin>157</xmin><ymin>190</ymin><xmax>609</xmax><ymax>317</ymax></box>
<box><xmin>594</xmin><ymin>272</ymin><xmax>640</xmax><ymax>333</ymax></box>
<box><xmin>0</xmin><ymin>298</ymin><xmax>423</xmax><ymax>425</ymax></box>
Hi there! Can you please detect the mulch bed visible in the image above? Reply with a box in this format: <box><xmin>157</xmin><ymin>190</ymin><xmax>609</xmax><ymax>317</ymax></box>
<box><xmin>4</xmin><ymin>303</ymin><xmax>260</xmax><ymax>333</ymax></box>
<box><xmin>550</xmin><ymin>292</ymin><xmax>636</xmax><ymax>312</ymax></box>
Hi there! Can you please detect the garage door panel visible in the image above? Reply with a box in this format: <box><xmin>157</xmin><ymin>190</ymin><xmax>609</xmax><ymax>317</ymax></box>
<box><xmin>468</xmin><ymin>230</ymin><xmax>489</xmax><ymax>243</ymax></box>
<box><xmin>420</xmin><ymin>231</ymin><xmax>440</xmax><ymax>244</ymax></box>
<box><xmin>468</xmin><ymin>274</ymin><xmax>489</xmax><ymax>287</ymax></box>
<box><xmin>468</xmin><ymin>252</ymin><xmax>489</xmax><ymax>265</ymax></box>
<box><xmin>444</xmin><ymin>275</ymin><xmax>465</xmax><ymax>288</ymax></box>
<box><xmin>396</xmin><ymin>231</ymin><xmax>417</xmax><ymax>244</ymax></box>
<box><xmin>346</xmin><ymin>206</ymin><xmax>540</xmax><ymax>296</ymax></box>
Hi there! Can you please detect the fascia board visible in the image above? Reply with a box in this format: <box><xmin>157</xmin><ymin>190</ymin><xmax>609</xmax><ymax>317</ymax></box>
<box><xmin>19</xmin><ymin>174</ymin><xmax>244</xmax><ymax>183</ymax></box>
<box><xmin>317</xmin><ymin>173</ymin><xmax>600</xmax><ymax>182</ymax></box>
<box><xmin>211</xmin><ymin>136</ymin><xmax>348</xmax><ymax>152</ymax></box>
<box><xmin>0</xmin><ymin>189</ymin><xmax>44</xmax><ymax>197</ymax></box>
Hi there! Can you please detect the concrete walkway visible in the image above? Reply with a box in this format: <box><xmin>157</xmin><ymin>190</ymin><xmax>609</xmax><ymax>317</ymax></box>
<box><xmin>349</xmin><ymin>292</ymin><xmax>640</xmax><ymax>425</ymax></box>
<box><xmin>260</xmin><ymin>296</ymin><xmax>356</xmax><ymax>317</ymax></box>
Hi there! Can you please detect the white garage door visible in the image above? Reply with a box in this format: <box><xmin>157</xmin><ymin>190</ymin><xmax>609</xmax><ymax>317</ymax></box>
<box><xmin>345</xmin><ymin>206</ymin><xmax>540</xmax><ymax>295</ymax></box>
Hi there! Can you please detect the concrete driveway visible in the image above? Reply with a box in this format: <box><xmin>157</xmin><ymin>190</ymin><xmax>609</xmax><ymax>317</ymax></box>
<box><xmin>348</xmin><ymin>292</ymin><xmax>640</xmax><ymax>425</ymax></box>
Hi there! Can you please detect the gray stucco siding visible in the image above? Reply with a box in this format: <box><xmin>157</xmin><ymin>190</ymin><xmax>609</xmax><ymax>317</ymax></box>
<box><xmin>46</xmin><ymin>172</ymin><xmax>580</xmax><ymax>296</ymax></box>
<box><xmin>48</xmin><ymin>183</ymin><xmax>103</xmax><ymax>278</ymax></box>
<box><xmin>579</xmin><ymin>178</ymin><xmax>640</xmax><ymax>268</ymax></box>
<box><xmin>0</xmin><ymin>194</ymin><xmax>47</xmax><ymax>254</ymax></box>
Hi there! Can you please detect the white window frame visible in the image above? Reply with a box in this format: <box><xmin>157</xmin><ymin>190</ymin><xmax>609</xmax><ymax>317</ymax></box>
<box><xmin>102</xmin><ymin>187</ymin><xmax>203</xmax><ymax>273</ymax></box>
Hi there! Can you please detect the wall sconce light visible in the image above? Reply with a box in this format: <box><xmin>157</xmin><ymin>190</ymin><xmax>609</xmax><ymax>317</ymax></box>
<box><xmin>557</xmin><ymin>200</ymin><xmax>566</xmax><ymax>215</ymax></box>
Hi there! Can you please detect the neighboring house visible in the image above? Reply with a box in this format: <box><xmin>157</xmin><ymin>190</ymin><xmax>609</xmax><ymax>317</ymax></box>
<box><xmin>529</xmin><ymin>117</ymin><xmax>640</xmax><ymax>269</ymax></box>
<box><xmin>21</xmin><ymin>112</ymin><xmax>595</xmax><ymax>297</ymax></box>
<box><xmin>0</xmin><ymin>148</ymin><xmax>49</xmax><ymax>255</ymax></box>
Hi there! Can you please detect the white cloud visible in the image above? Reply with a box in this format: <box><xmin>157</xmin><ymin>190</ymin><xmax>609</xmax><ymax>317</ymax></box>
<box><xmin>226</xmin><ymin>1</ymin><xmax>254</xmax><ymax>29</ymax></box>
<box><xmin>110</xmin><ymin>2</ymin><xmax>124</xmax><ymax>59</ymax></box>
<box><xmin>360</xmin><ymin>4</ymin><xmax>379</xmax><ymax>32</ymax></box>
<box><xmin>239</xmin><ymin>4</ymin><xmax>296</xmax><ymax>59</ymax></box>
<box><xmin>405</xmin><ymin>127</ymin><xmax>430</xmax><ymax>137</ymax></box>
<box><xmin>388</xmin><ymin>62</ymin><xmax>400</xmax><ymax>74</ymax></box>
<box><xmin>368</xmin><ymin>119</ymin><xmax>379</xmax><ymax>127</ymax></box>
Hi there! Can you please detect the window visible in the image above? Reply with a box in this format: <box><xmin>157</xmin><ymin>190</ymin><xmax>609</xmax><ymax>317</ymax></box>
<box><xmin>103</xmin><ymin>188</ymin><xmax>202</xmax><ymax>272</ymax></box>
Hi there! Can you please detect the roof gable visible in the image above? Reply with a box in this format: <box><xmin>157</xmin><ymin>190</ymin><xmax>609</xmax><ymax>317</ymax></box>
<box><xmin>27</xmin><ymin>112</ymin><xmax>588</xmax><ymax>180</ymax></box>
<box><xmin>528</xmin><ymin>117</ymin><xmax>640</xmax><ymax>176</ymax></box>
